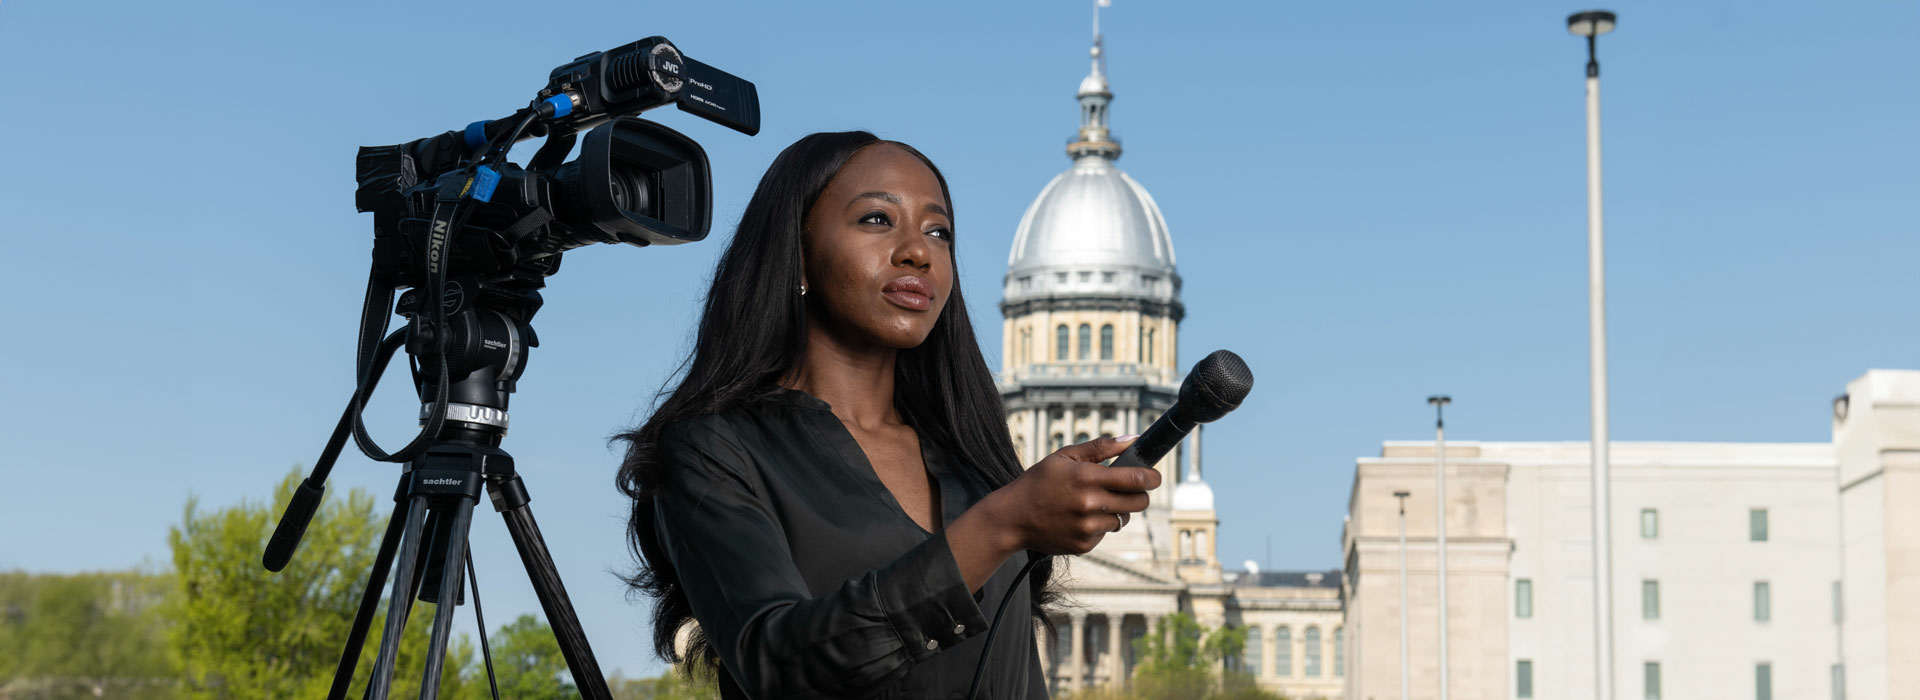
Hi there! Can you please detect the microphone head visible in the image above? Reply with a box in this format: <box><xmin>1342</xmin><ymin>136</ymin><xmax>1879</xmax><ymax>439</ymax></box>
<box><xmin>1177</xmin><ymin>350</ymin><xmax>1254</xmax><ymax>423</ymax></box>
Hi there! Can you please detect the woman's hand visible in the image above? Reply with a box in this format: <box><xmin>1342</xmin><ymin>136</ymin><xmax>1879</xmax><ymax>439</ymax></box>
<box><xmin>990</xmin><ymin>434</ymin><xmax>1162</xmax><ymax>556</ymax></box>
<box><xmin>946</xmin><ymin>435</ymin><xmax>1161</xmax><ymax>591</ymax></box>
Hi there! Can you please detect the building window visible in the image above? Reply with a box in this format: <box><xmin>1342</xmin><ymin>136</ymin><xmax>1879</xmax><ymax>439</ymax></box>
<box><xmin>1517</xmin><ymin>578</ymin><xmax>1534</xmax><ymax>619</ymax></box>
<box><xmin>1244</xmin><ymin>626</ymin><xmax>1262</xmax><ymax>677</ymax></box>
<box><xmin>1137</xmin><ymin>326</ymin><xmax>1144</xmax><ymax>362</ymax></box>
<box><xmin>1642</xmin><ymin>508</ymin><xmax>1659</xmax><ymax>538</ymax></box>
<box><xmin>1056</xmin><ymin>325</ymin><xmax>1069</xmax><ymax>362</ymax></box>
<box><xmin>1103</xmin><ymin>271</ymin><xmax>1115</xmax><ymax>283</ymax></box>
<box><xmin>1179</xmin><ymin>530</ymin><xmax>1192</xmax><ymax>559</ymax></box>
<box><xmin>1143</xmin><ymin>275</ymin><xmax>1159</xmax><ymax>291</ymax></box>
<box><xmin>1019</xmin><ymin>276</ymin><xmax>1032</xmax><ymax>291</ymax></box>
<box><xmin>1050</xmin><ymin>433</ymin><xmax>1063</xmax><ymax>452</ymax></box>
<box><xmin>1146</xmin><ymin>328</ymin><xmax>1156</xmax><ymax>363</ymax></box>
<box><xmin>1304</xmin><ymin>627</ymin><xmax>1322</xmax><ymax>677</ymax></box>
<box><xmin>1078</xmin><ymin>271</ymin><xmax>1092</xmax><ymax>282</ymax></box>
<box><xmin>1055</xmin><ymin>272</ymin><xmax>1068</xmax><ymax>284</ymax></box>
<box><xmin>1101</xmin><ymin>408</ymin><xmax>1115</xmax><ymax>421</ymax></box>
<box><xmin>1757</xmin><ymin>662</ymin><xmax>1773</xmax><ymax>700</ymax></box>
<box><xmin>1751</xmin><ymin>508</ymin><xmax>1769</xmax><ymax>542</ymax></box>
<box><xmin>1755</xmin><ymin>581</ymin><xmax>1771</xmax><ymax>622</ymax></box>
<box><xmin>1642</xmin><ymin>580</ymin><xmax>1660</xmax><ymax>620</ymax></box>
<box><xmin>1334</xmin><ymin>627</ymin><xmax>1344</xmax><ymax>676</ymax></box>
<box><xmin>1518</xmin><ymin>660</ymin><xmax>1534</xmax><ymax>699</ymax></box>
<box><xmin>1646</xmin><ymin>661</ymin><xmax>1662</xmax><ymax>700</ymax></box>
<box><xmin>1078</xmin><ymin>324</ymin><xmax>1092</xmax><ymax>361</ymax></box>
<box><xmin>1075</xmin><ymin>432</ymin><xmax>1089</xmax><ymax>444</ymax></box>
<box><xmin>1276</xmin><ymin>626</ymin><xmax>1292</xmax><ymax>677</ymax></box>
<box><xmin>1100</xmin><ymin>324</ymin><xmax>1114</xmax><ymax>360</ymax></box>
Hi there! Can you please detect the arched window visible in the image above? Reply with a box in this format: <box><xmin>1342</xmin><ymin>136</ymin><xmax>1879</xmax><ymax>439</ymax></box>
<box><xmin>1195</xmin><ymin>531</ymin><xmax>1209</xmax><ymax>560</ymax></box>
<box><xmin>1305</xmin><ymin>626</ymin><xmax>1322</xmax><ymax>677</ymax></box>
<box><xmin>1100</xmin><ymin>324</ymin><xmax>1114</xmax><ymax>360</ymax></box>
<box><xmin>1075</xmin><ymin>432</ymin><xmax>1089</xmax><ymax>445</ymax></box>
<box><xmin>1244</xmin><ymin>626</ymin><xmax>1263</xmax><ymax>677</ymax></box>
<box><xmin>1334</xmin><ymin>626</ymin><xmax>1345</xmax><ymax>676</ymax></box>
<box><xmin>1050</xmin><ymin>433</ymin><xmax>1064</xmax><ymax>452</ymax></box>
<box><xmin>1137</xmin><ymin>326</ymin><xmax>1144</xmax><ymax>362</ymax></box>
<box><xmin>1146</xmin><ymin>328</ymin><xmax>1156</xmax><ymax>363</ymax></box>
<box><xmin>1180</xmin><ymin>530</ymin><xmax>1193</xmax><ymax>558</ymax></box>
<box><xmin>1056</xmin><ymin>325</ymin><xmax>1069</xmax><ymax>362</ymax></box>
<box><xmin>1276</xmin><ymin>627</ymin><xmax>1292</xmax><ymax>676</ymax></box>
<box><xmin>1078</xmin><ymin>324</ymin><xmax>1092</xmax><ymax>361</ymax></box>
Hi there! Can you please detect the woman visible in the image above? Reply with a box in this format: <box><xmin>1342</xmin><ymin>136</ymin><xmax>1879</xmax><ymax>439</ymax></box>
<box><xmin>617</xmin><ymin>131</ymin><xmax>1162</xmax><ymax>699</ymax></box>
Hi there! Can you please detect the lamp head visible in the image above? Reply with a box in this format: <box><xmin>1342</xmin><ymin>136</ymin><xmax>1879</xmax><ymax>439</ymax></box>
<box><xmin>1567</xmin><ymin>10</ymin><xmax>1617</xmax><ymax>37</ymax></box>
<box><xmin>1393</xmin><ymin>490</ymin><xmax>1411</xmax><ymax>499</ymax></box>
<box><xmin>1427</xmin><ymin>395</ymin><xmax>1452</xmax><ymax>407</ymax></box>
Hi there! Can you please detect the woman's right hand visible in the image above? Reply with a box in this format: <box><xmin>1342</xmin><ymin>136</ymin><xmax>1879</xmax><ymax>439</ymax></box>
<box><xmin>986</xmin><ymin>434</ymin><xmax>1163</xmax><ymax>556</ymax></box>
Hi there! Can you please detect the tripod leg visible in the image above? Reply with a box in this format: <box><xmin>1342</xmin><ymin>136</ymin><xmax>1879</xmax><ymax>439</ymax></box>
<box><xmin>419</xmin><ymin>497</ymin><xmax>475</xmax><ymax>699</ymax></box>
<box><xmin>328</xmin><ymin>491</ymin><xmax>412</xmax><ymax>700</ymax></box>
<box><xmin>493</xmin><ymin>476</ymin><xmax>613</xmax><ymax>700</ymax></box>
<box><xmin>367</xmin><ymin>494</ymin><xmax>430</xmax><ymax>700</ymax></box>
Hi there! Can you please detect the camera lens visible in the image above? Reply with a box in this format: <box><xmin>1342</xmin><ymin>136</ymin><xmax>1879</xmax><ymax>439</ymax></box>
<box><xmin>609</xmin><ymin>164</ymin><xmax>652</xmax><ymax>215</ymax></box>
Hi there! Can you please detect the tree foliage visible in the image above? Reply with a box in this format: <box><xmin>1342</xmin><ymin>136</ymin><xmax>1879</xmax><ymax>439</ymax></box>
<box><xmin>607</xmin><ymin>662</ymin><xmax>722</xmax><ymax>700</ymax></box>
<box><xmin>1050</xmin><ymin>612</ymin><xmax>1286</xmax><ymax>700</ymax></box>
<box><xmin>0</xmin><ymin>570</ymin><xmax>177</xmax><ymax>698</ymax></box>
<box><xmin>166</xmin><ymin>467</ymin><xmax>473</xmax><ymax>698</ymax></box>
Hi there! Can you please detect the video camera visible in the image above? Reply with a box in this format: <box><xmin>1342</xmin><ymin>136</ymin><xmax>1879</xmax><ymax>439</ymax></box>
<box><xmin>354</xmin><ymin>36</ymin><xmax>760</xmax><ymax>291</ymax></box>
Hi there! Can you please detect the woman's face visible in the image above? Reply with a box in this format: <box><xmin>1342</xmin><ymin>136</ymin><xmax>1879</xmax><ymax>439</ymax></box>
<box><xmin>802</xmin><ymin>143</ymin><xmax>955</xmax><ymax>350</ymax></box>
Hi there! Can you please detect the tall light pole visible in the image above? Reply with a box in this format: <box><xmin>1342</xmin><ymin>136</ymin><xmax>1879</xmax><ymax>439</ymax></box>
<box><xmin>1427</xmin><ymin>395</ymin><xmax>1451</xmax><ymax>700</ymax></box>
<box><xmin>1395</xmin><ymin>490</ymin><xmax>1412</xmax><ymax>700</ymax></box>
<box><xmin>1568</xmin><ymin>10</ymin><xmax>1618</xmax><ymax>700</ymax></box>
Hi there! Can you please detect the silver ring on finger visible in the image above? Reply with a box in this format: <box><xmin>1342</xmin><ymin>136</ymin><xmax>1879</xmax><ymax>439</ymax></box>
<box><xmin>1113</xmin><ymin>512</ymin><xmax>1126</xmax><ymax>531</ymax></box>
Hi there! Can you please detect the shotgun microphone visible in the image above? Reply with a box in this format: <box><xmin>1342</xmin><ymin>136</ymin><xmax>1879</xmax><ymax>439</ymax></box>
<box><xmin>1109</xmin><ymin>349</ymin><xmax>1254</xmax><ymax>469</ymax></box>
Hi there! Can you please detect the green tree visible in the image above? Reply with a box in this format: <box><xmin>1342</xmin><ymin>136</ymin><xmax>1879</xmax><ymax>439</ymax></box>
<box><xmin>607</xmin><ymin>662</ymin><xmax>722</xmax><ymax>700</ymax></box>
<box><xmin>469</xmin><ymin>613</ymin><xmax>573</xmax><ymax>699</ymax></box>
<box><xmin>1118</xmin><ymin>612</ymin><xmax>1282</xmax><ymax>700</ymax></box>
<box><xmin>166</xmin><ymin>467</ymin><xmax>474</xmax><ymax>698</ymax></box>
<box><xmin>0</xmin><ymin>570</ymin><xmax>178</xmax><ymax>698</ymax></box>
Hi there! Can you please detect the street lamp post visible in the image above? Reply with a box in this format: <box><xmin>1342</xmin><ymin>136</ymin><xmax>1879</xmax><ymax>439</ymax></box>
<box><xmin>1568</xmin><ymin>10</ymin><xmax>1618</xmax><ymax>700</ymax></box>
<box><xmin>1395</xmin><ymin>490</ymin><xmax>1412</xmax><ymax>700</ymax></box>
<box><xmin>1427</xmin><ymin>395</ymin><xmax>1451</xmax><ymax>700</ymax></box>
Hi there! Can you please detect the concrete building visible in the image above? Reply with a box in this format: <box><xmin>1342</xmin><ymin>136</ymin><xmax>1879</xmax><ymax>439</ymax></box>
<box><xmin>1003</xmin><ymin>27</ymin><xmax>1345</xmax><ymax>699</ymax></box>
<box><xmin>1341</xmin><ymin>370</ymin><xmax>1920</xmax><ymax>700</ymax></box>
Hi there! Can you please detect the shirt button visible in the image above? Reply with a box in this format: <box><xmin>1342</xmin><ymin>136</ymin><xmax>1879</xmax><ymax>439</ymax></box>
<box><xmin>953</xmin><ymin>623</ymin><xmax>967</xmax><ymax>635</ymax></box>
<box><xmin>925</xmin><ymin>639</ymin><xmax>940</xmax><ymax>651</ymax></box>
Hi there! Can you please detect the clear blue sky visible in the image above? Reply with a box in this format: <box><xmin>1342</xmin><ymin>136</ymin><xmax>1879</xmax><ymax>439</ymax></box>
<box><xmin>2</xmin><ymin>0</ymin><xmax>1913</xmax><ymax>679</ymax></box>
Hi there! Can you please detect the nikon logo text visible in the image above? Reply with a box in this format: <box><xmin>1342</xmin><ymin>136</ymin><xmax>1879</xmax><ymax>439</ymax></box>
<box><xmin>422</xmin><ymin>477</ymin><xmax>461</xmax><ymax>486</ymax></box>
<box><xmin>428</xmin><ymin>218</ymin><xmax>450</xmax><ymax>274</ymax></box>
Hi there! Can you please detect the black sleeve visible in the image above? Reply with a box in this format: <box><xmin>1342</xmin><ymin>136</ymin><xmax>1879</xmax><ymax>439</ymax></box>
<box><xmin>652</xmin><ymin>419</ymin><xmax>991</xmax><ymax>698</ymax></box>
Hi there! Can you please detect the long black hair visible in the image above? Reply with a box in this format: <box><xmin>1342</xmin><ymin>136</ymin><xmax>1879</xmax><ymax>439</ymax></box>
<box><xmin>615</xmin><ymin>131</ymin><xmax>1058</xmax><ymax>670</ymax></box>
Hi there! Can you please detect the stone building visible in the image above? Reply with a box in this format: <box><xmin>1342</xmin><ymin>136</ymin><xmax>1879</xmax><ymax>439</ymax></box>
<box><xmin>1003</xmin><ymin>27</ymin><xmax>1345</xmax><ymax>698</ymax></box>
<box><xmin>1340</xmin><ymin>370</ymin><xmax>1920</xmax><ymax>700</ymax></box>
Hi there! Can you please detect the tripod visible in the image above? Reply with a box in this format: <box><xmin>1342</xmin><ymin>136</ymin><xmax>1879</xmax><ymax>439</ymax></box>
<box><xmin>267</xmin><ymin>278</ymin><xmax>612</xmax><ymax>700</ymax></box>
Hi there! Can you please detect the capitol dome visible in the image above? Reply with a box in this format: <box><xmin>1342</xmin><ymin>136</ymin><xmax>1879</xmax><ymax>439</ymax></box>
<box><xmin>1001</xmin><ymin>42</ymin><xmax>1180</xmax><ymax>306</ymax></box>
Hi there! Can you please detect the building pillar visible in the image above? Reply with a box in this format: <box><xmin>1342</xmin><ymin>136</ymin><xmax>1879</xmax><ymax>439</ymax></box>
<box><xmin>1029</xmin><ymin>406</ymin><xmax>1042</xmax><ymax>464</ymax></box>
<box><xmin>1037</xmin><ymin>620</ymin><xmax>1053</xmax><ymax>684</ymax></box>
<box><xmin>1108</xmin><ymin>613</ymin><xmax>1125</xmax><ymax>686</ymax></box>
<box><xmin>1069</xmin><ymin>612</ymin><xmax>1087</xmax><ymax>690</ymax></box>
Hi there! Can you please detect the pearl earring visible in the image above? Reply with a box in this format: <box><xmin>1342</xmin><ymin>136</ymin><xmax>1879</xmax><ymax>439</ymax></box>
<box><xmin>798</xmin><ymin>282</ymin><xmax>808</xmax><ymax>296</ymax></box>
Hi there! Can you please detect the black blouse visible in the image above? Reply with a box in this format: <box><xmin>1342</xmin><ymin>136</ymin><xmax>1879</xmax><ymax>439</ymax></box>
<box><xmin>651</xmin><ymin>387</ymin><xmax>1048</xmax><ymax>699</ymax></box>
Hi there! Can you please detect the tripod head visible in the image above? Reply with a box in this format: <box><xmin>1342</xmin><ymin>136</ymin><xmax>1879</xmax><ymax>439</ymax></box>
<box><xmin>395</xmin><ymin>278</ymin><xmax>542</xmax><ymax>442</ymax></box>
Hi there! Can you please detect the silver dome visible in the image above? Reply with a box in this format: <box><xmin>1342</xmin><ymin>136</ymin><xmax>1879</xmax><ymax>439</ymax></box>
<box><xmin>1002</xmin><ymin>155</ymin><xmax>1180</xmax><ymax>301</ymax></box>
<box><xmin>1002</xmin><ymin>36</ymin><xmax>1179</xmax><ymax>305</ymax></box>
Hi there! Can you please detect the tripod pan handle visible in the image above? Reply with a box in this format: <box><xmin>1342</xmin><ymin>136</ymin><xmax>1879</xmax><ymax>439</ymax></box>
<box><xmin>264</xmin><ymin>478</ymin><xmax>326</xmax><ymax>572</ymax></box>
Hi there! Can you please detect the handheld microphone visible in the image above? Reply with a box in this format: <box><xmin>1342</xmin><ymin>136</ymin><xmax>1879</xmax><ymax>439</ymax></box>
<box><xmin>1109</xmin><ymin>349</ymin><xmax>1254</xmax><ymax>468</ymax></box>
